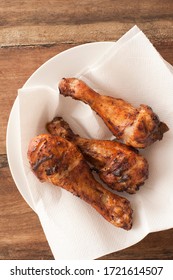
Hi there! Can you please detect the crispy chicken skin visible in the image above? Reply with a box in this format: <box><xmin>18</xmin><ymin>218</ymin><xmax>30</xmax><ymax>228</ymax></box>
<box><xmin>47</xmin><ymin>117</ymin><xmax>149</xmax><ymax>194</ymax></box>
<box><xmin>59</xmin><ymin>78</ymin><xmax>169</xmax><ymax>149</ymax></box>
<box><xmin>27</xmin><ymin>134</ymin><xmax>133</xmax><ymax>230</ymax></box>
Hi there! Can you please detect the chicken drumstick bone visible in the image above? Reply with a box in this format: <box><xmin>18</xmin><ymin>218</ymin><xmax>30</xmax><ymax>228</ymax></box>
<box><xmin>59</xmin><ymin>78</ymin><xmax>168</xmax><ymax>149</ymax></box>
<box><xmin>47</xmin><ymin>117</ymin><xmax>149</xmax><ymax>194</ymax></box>
<box><xmin>28</xmin><ymin>134</ymin><xmax>133</xmax><ymax>230</ymax></box>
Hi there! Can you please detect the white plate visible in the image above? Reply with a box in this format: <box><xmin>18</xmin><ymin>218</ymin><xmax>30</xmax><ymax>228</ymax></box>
<box><xmin>6</xmin><ymin>40</ymin><xmax>173</xmax><ymax>259</ymax></box>
<box><xmin>6</xmin><ymin>42</ymin><xmax>114</xmax><ymax>211</ymax></box>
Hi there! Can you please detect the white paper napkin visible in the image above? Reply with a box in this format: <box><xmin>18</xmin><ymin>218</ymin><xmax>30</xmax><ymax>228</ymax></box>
<box><xmin>18</xmin><ymin>26</ymin><xmax>173</xmax><ymax>260</ymax></box>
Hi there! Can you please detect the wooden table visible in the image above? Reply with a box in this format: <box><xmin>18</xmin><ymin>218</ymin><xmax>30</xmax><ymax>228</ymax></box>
<box><xmin>0</xmin><ymin>0</ymin><xmax>173</xmax><ymax>260</ymax></box>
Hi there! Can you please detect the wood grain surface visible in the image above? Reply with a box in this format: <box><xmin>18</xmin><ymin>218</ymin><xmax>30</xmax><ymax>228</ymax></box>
<box><xmin>0</xmin><ymin>0</ymin><xmax>173</xmax><ymax>260</ymax></box>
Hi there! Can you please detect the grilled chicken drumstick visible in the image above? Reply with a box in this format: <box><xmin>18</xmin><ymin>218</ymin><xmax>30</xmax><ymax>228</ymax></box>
<box><xmin>47</xmin><ymin>117</ymin><xmax>148</xmax><ymax>194</ymax></box>
<box><xmin>28</xmin><ymin>134</ymin><xmax>133</xmax><ymax>230</ymax></box>
<box><xmin>59</xmin><ymin>78</ymin><xmax>168</xmax><ymax>149</ymax></box>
